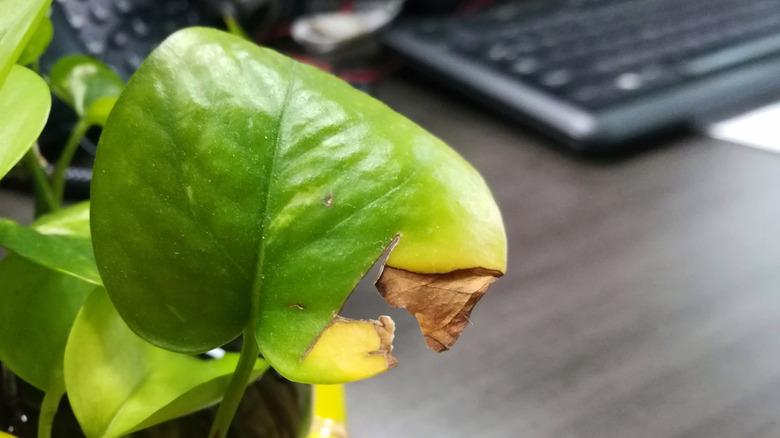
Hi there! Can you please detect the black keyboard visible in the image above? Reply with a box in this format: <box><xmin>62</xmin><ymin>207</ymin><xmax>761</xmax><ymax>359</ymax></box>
<box><xmin>43</xmin><ymin>0</ymin><xmax>215</xmax><ymax>80</ymax></box>
<box><xmin>384</xmin><ymin>0</ymin><xmax>780</xmax><ymax>151</ymax></box>
<box><xmin>31</xmin><ymin>0</ymin><xmax>219</xmax><ymax>199</ymax></box>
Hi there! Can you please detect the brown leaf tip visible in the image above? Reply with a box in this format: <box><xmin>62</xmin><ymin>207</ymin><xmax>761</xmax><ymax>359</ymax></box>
<box><xmin>375</xmin><ymin>266</ymin><xmax>502</xmax><ymax>352</ymax></box>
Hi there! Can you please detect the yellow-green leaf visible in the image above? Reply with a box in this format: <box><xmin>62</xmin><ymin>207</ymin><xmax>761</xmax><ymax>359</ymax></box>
<box><xmin>0</xmin><ymin>203</ymin><xmax>96</xmax><ymax>392</ymax></box>
<box><xmin>0</xmin><ymin>0</ymin><xmax>51</xmax><ymax>86</ymax></box>
<box><xmin>0</xmin><ymin>65</ymin><xmax>50</xmax><ymax>178</ymax></box>
<box><xmin>17</xmin><ymin>15</ymin><xmax>52</xmax><ymax>66</ymax></box>
<box><xmin>65</xmin><ymin>288</ymin><xmax>269</xmax><ymax>438</ymax></box>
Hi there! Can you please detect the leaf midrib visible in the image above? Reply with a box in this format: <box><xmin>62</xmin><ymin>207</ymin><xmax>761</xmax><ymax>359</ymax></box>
<box><xmin>101</xmin><ymin>365</ymin><xmax>154</xmax><ymax>437</ymax></box>
<box><xmin>247</xmin><ymin>59</ymin><xmax>298</xmax><ymax>329</ymax></box>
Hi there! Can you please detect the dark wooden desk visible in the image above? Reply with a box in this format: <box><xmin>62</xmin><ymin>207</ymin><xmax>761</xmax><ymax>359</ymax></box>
<box><xmin>343</xmin><ymin>77</ymin><xmax>780</xmax><ymax>438</ymax></box>
<box><xmin>3</xmin><ymin>77</ymin><xmax>780</xmax><ymax>437</ymax></box>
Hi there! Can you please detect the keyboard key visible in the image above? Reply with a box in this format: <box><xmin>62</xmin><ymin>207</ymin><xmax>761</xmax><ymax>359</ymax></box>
<box><xmin>113</xmin><ymin>0</ymin><xmax>133</xmax><ymax>14</ymax></box>
<box><xmin>511</xmin><ymin>58</ymin><xmax>540</xmax><ymax>75</ymax></box>
<box><xmin>541</xmin><ymin>69</ymin><xmax>573</xmax><ymax>87</ymax></box>
<box><xmin>64</xmin><ymin>7</ymin><xmax>87</xmax><ymax>30</ymax></box>
<box><xmin>86</xmin><ymin>39</ymin><xmax>105</xmax><ymax>55</ymax></box>
<box><xmin>112</xmin><ymin>31</ymin><xmax>128</xmax><ymax>47</ymax></box>
<box><xmin>487</xmin><ymin>43</ymin><xmax>518</xmax><ymax>61</ymax></box>
<box><xmin>89</xmin><ymin>3</ymin><xmax>111</xmax><ymax>22</ymax></box>
<box><xmin>131</xmin><ymin>17</ymin><xmax>150</xmax><ymax>37</ymax></box>
<box><xmin>615</xmin><ymin>72</ymin><xmax>643</xmax><ymax>90</ymax></box>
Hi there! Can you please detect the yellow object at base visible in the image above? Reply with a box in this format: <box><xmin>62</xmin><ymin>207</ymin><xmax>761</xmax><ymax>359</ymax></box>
<box><xmin>308</xmin><ymin>384</ymin><xmax>348</xmax><ymax>438</ymax></box>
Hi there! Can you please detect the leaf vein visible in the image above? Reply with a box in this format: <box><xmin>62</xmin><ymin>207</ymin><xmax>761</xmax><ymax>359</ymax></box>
<box><xmin>291</xmin><ymin>166</ymin><xmax>422</xmax><ymax>255</ymax></box>
<box><xmin>102</xmin><ymin>367</ymin><xmax>154</xmax><ymax>437</ymax></box>
<box><xmin>249</xmin><ymin>59</ymin><xmax>298</xmax><ymax>325</ymax></box>
<box><xmin>143</xmin><ymin>113</ymin><xmax>250</xmax><ymax>279</ymax></box>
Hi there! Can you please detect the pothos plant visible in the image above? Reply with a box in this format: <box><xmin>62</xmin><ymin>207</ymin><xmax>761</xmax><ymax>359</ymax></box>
<box><xmin>0</xmin><ymin>0</ymin><xmax>507</xmax><ymax>437</ymax></box>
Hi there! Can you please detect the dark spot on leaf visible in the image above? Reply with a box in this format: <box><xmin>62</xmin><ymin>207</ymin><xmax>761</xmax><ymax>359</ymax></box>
<box><xmin>322</xmin><ymin>194</ymin><xmax>333</xmax><ymax>208</ymax></box>
<box><xmin>287</xmin><ymin>303</ymin><xmax>306</xmax><ymax>310</ymax></box>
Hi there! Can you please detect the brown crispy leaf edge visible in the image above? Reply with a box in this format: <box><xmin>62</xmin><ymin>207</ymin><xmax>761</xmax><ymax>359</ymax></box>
<box><xmin>375</xmin><ymin>266</ymin><xmax>503</xmax><ymax>352</ymax></box>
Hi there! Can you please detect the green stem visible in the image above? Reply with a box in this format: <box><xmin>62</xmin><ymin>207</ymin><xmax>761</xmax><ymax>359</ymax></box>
<box><xmin>51</xmin><ymin>119</ymin><xmax>91</xmax><ymax>202</ymax></box>
<box><xmin>224</xmin><ymin>15</ymin><xmax>250</xmax><ymax>41</ymax></box>
<box><xmin>37</xmin><ymin>385</ymin><xmax>64</xmax><ymax>438</ymax></box>
<box><xmin>208</xmin><ymin>330</ymin><xmax>259</xmax><ymax>438</ymax></box>
<box><xmin>23</xmin><ymin>147</ymin><xmax>59</xmax><ymax>215</ymax></box>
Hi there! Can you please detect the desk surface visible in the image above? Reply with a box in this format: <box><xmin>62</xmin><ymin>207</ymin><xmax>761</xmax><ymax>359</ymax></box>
<box><xmin>3</xmin><ymin>76</ymin><xmax>780</xmax><ymax>438</ymax></box>
<box><xmin>343</xmin><ymin>77</ymin><xmax>780</xmax><ymax>438</ymax></box>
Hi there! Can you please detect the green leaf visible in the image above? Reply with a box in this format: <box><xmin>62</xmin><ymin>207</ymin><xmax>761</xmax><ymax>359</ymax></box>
<box><xmin>0</xmin><ymin>203</ymin><xmax>97</xmax><ymax>392</ymax></box>
<box><xmin>17</xmin><ymin>15</ymin><xmax>52</xmax><ymax>67</ymax></box>
<box><xmin>0</xmin><ymin>0</ymin><xmax>51</xmax><ymax>86</ymax></box>
<box><xmin>0</xmin><ymin>64</ymin><xmax>51</xmax><ymax>179</ymax></box>
<box><xmin>91</xmin><ymin>28</ymin><xmax>506</xmax><ymax>383</ymax></box>
<box><xmin>0</xmin><ymin>202</ymin><xmax>101</xmax><ymax>285</ymax></box>
<box><xmin>49</xmin><ymin>55</ymin><xmax>123</xmax><ymax>121</ymax></box>
<box><xmin>84</xmin><ymin>96</ymin><xmax>118</xmax><ymax>126</ymax></box>
<box><xmin>0</xmin><ymin>255</ymin><xmax>96</xmax><ymax>391</ymax></box>
<box><xmin>33</xmin><ymin>199</ymin><xmax>92</xmax><ymax>236</ymax></box>
<box><xmin>65</xmin><ymin>288</ymin><xmax>269</xmax><ymax>438</ymax></box>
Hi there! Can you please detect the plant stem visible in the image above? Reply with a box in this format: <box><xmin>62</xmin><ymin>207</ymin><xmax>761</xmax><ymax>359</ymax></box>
<box><xmin>23</xmin><ymin>147</ymin><xmax>59</xmax><ymax>215</ymax></box>
<box><xmin>224</xmin><ymin>16</ymin><xmax>250</xmax><ymax>41</ymax></box>
<box><xmin>37</xmin><ymin>386</ymin><xmax>64</xmax><ymax>438</ymax></box>
<box><xmin>208</xmin><ymin>330</ymin><xmax>259</xmax><ymax>438</ymax></box>
<box><xmin>51</xmin><ymin>119</ymin><xmax>91</xmax><ymax>202</ymax></box>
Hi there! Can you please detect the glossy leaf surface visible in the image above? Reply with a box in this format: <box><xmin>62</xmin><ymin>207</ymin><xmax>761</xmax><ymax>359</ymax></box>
<box><xmin>0</xmin><ymin>203</ymin><xmax>96</xmax><ymax>391</ymax></box>
<box><xmin>0</xmin><ymin>65</ymin><xmax>51</xmax><ymax>179</ymax></box>
<box><xmin>65</xmin><ymin>288</ymin><xmax>268</xmax><ymax>438</ymax></box>
<box><xmin>49</xmin><ymin>55</ymin><xmax>123</xmax><ymax>121</ymax></box>
<box><xmin>91</xmin><ymin>28</ymin><xmax>506</xmax><ymax>383</ymax></box>
<box><xmin>0</xmin><ymin>0</ymin><xmax>50</xmax><ymax>86</ymax></box>
<box><xmin>16</xmin><ymin>15</ymin><xmax>52</xmax><ymax>67</ymax></box>
<box><xmin>0</xmin><ymin>202</ymin><xmax>100</xmax><ymax>285</ymax></box>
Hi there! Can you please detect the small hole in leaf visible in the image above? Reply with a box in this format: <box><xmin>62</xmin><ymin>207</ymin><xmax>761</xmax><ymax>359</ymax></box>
<box><xmin>338</xmin><ymin>236</ymin><xmax>413</xmax><ymax>324</ymax></box>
